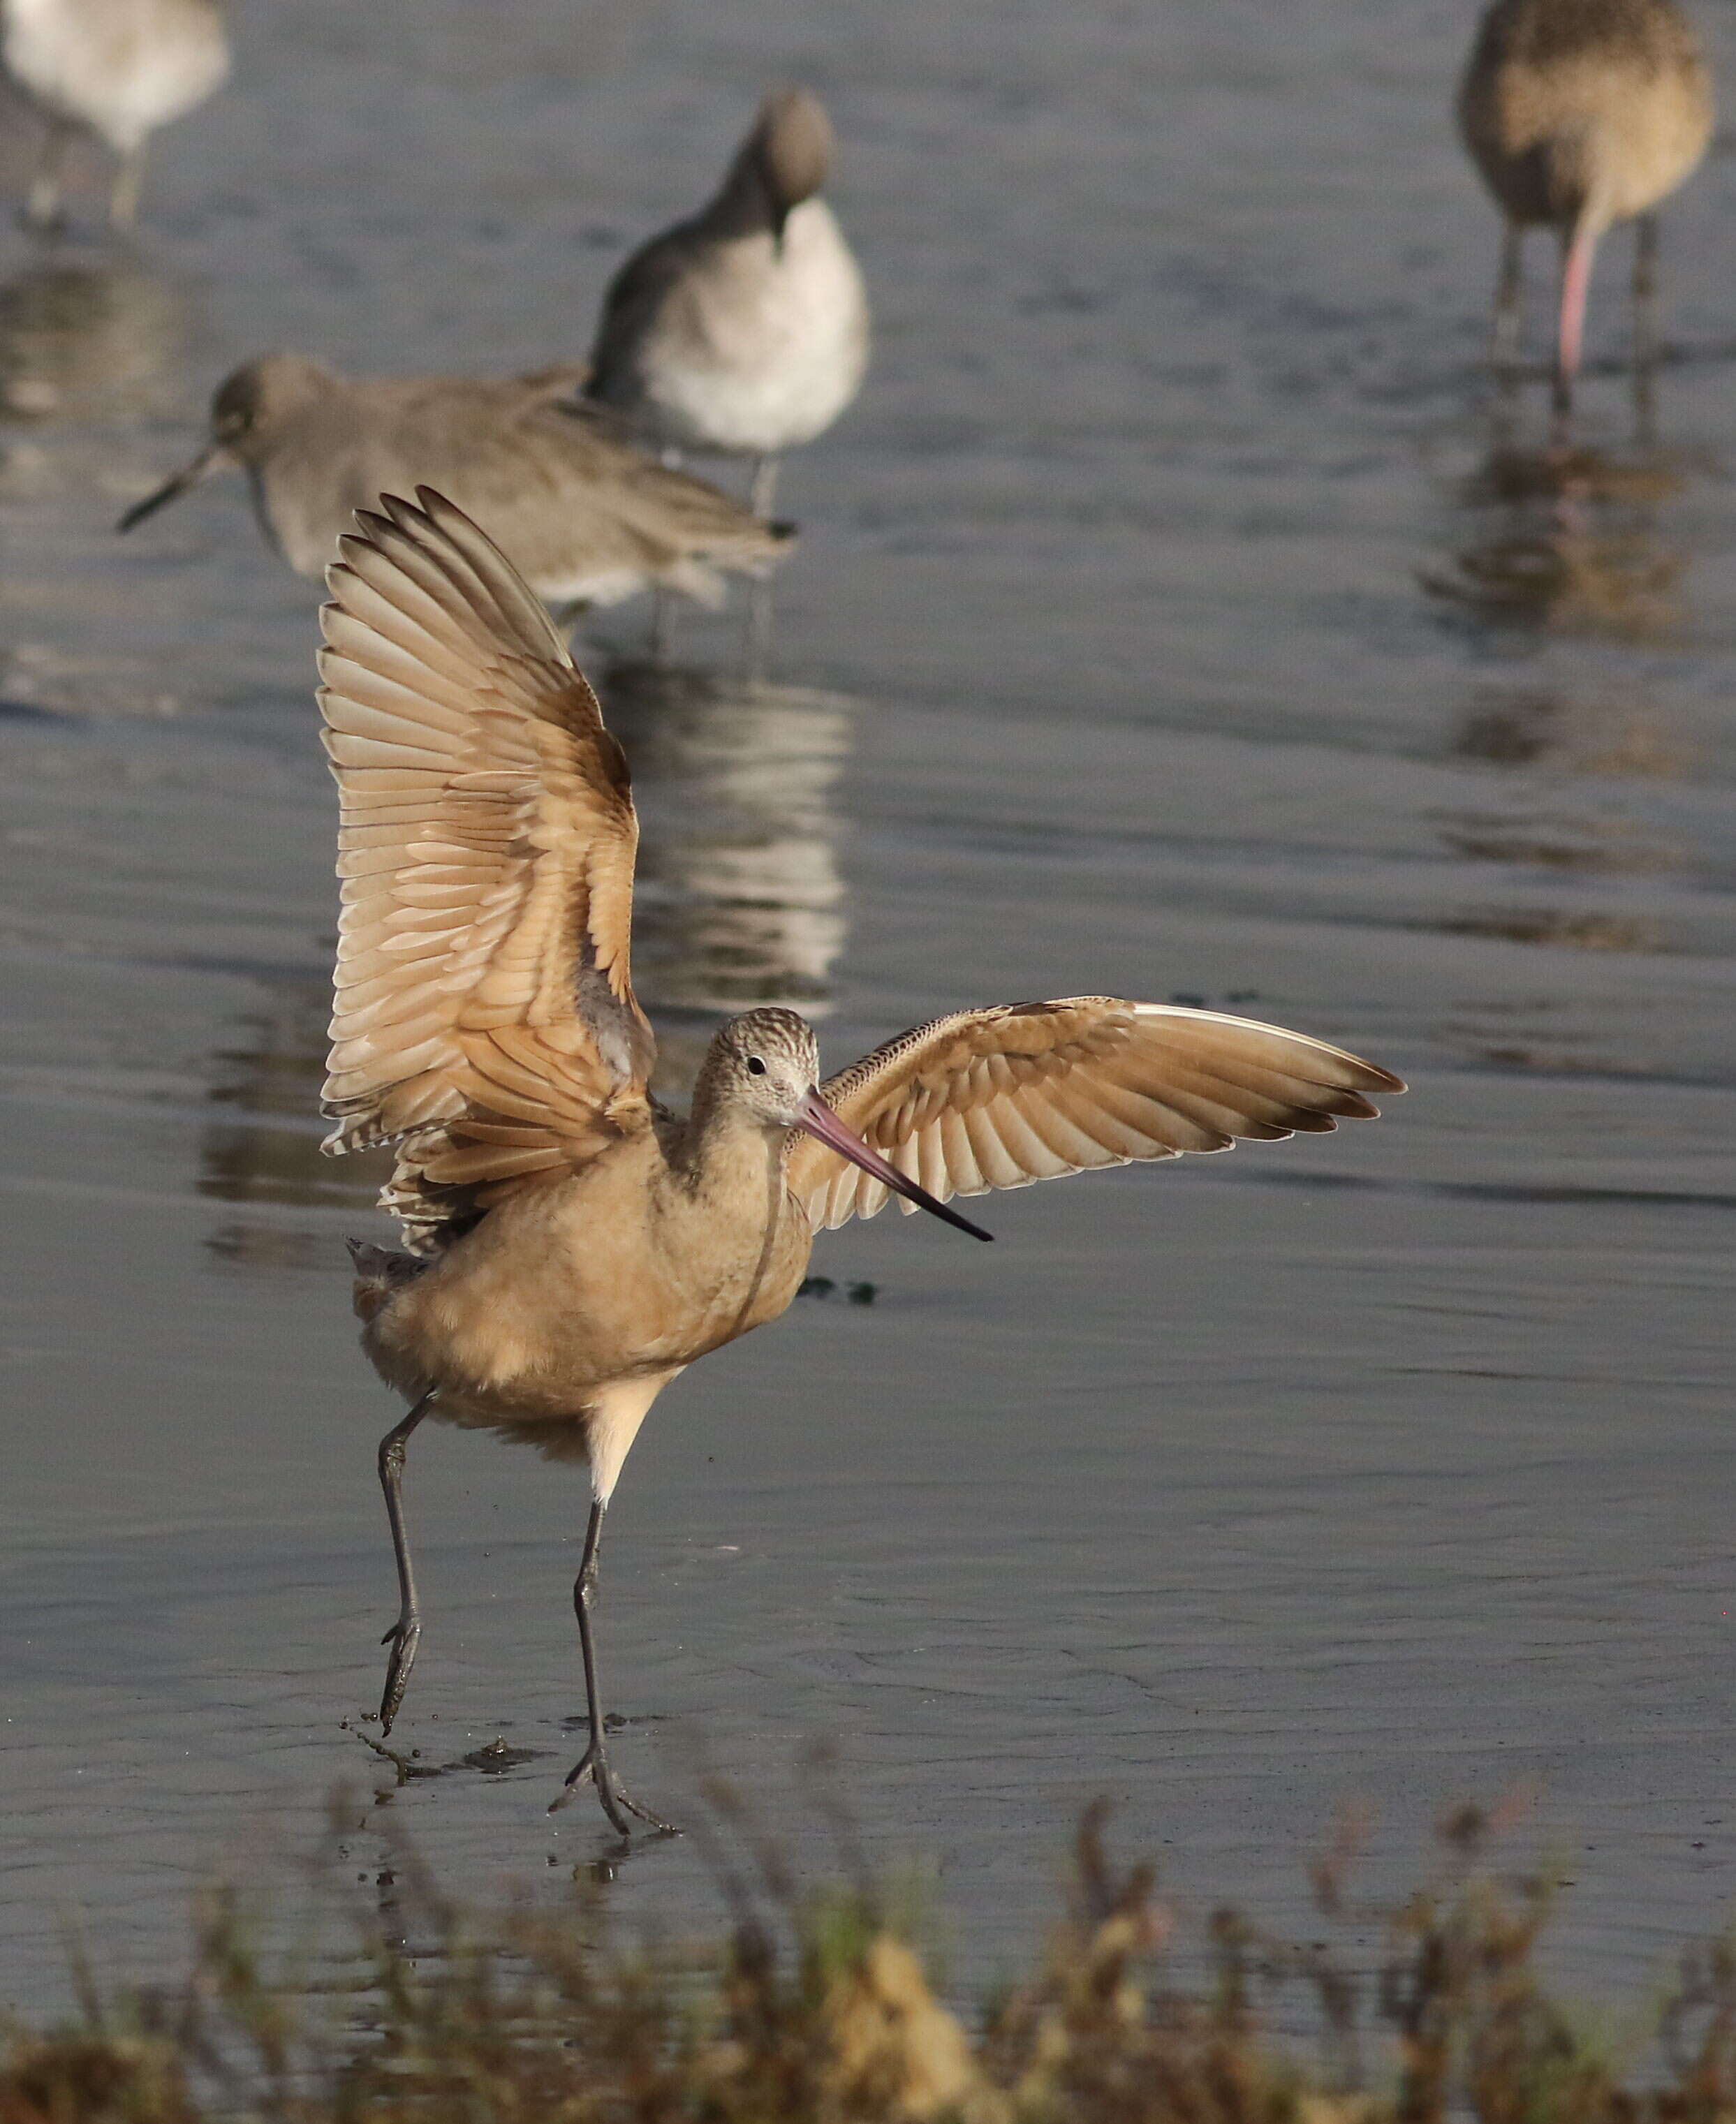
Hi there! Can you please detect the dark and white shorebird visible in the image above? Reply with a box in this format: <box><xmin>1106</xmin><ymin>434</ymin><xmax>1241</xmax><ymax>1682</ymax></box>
<box><xmin>1</xmin><ymin>0</ymin><xmax>228</xmax><ymax>230</ymax></box>
<box><xmin>316</xmin><ymin>488</ymin><xmax>1404</xmax><ymax>1834</ymax></box>
<box><xmin>117</xmin><ymin>353</ymin><xmax>791</xmax><ymax>615</ymax></box>
<box><xmin>587</xmin><ymin>87</ymin><xmax>869</xmax><ymax>517</ymax></box>
<box><xmin>1457</xmin><ymin>0</ymin><xmax>1714</xmax><ymax>413</ymax></box>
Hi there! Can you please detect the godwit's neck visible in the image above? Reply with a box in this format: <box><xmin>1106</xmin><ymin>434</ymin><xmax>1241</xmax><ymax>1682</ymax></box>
<box><xmin>666</xmin><ymin>1105</ymin><xmax>791</xmax><ymax>1248</ymax></box>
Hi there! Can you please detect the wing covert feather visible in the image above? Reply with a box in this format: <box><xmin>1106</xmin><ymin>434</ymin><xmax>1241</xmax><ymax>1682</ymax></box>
<box><xmin>318</xmin><ymin>487</ymin><xmax>656</xmax><ymax>1253</ymax></box>
<box><xmin>789</xmin><ymin>997</ymin><xmax>1403</xmax><ymax>1233</ymax></box>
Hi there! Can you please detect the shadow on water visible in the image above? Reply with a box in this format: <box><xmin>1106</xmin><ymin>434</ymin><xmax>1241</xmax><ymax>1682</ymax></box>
<box><xmin>196</xmin><ymin>660</ymin><xmax>858</xmax><ymax>1261</ymax></box>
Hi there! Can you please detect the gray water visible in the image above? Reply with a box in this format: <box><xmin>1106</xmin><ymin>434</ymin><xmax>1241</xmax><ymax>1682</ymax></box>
<box><xmin>3</xmin><ymin>0</ymin><xmax>1736</xmax><ymax>2027</ymax></box>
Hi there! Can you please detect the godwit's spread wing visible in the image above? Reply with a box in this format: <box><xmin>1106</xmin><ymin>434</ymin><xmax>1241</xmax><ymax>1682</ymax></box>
<box><xmin>789</xmin><ymin>998</ymin><xmax>1403</xmax><ymax>1232</ymax></box>
<box><xmin>318</xmin><ymin>485</ymin><xmax>656</xmax><ymax>1251</ymax></box>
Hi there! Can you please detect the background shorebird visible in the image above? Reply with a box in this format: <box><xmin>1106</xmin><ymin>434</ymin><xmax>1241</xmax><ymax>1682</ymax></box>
<box><xmin>1457</xmin><ymin>0</ymin><xmax>1714</xmax><ymax>415</ymax></box>
<box><xmin>118</xmin><ymin>353</ymin><xmax>792</xmax><ymax>620</ymax></box>
<box><xmin>1</xmin><ymin>0</ymin><xmax>228</xmax><ymax>230</ymax></box>
<box><xmin>317</xmin><ymin>489</ymin><xmax>1404</xmax><ymax>1835</ymax></box>
<box><xmin>586</xmin><ymin>87</ymin><xmax>869</xmax><ymax>518</ymax></box>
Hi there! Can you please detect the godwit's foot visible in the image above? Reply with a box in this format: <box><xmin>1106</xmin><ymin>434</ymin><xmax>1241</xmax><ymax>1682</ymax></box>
<box><xmin>378</xmin><ymin>1612</ymin><xmax>421</xmax><ymax>1735</ymax></box>
<box><xmin>374</xmin><ymin>1390</ymin><xmax>434</xmax><ymax>1735</ymax></box>
<box><xmin>550</xmin><ymin>1743</ymin><xmax>679</xmax><ymax>1836</ymax></box>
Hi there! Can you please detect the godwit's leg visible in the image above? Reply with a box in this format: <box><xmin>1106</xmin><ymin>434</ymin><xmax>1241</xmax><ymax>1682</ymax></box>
<box><xmin>1490</xmin><ymin>223</ymin><xmax>1523</xmax><ymax>374</ymax></box>
<box><xmin>551</xmin><ymin>1500</ymin><xmax>678</xmax><ymax>1834</ymax></box>
<box><xmin>108</xmin><ymin>147</ymin><xmax>146</xmax><ymax>232</ymax></box>
<box><xmin>749</xmin><ymin>454</ymin><xmax>780</xmax><ymax>518</ymax></box>
<box><xmin>22</xmin><ymin>118</ymin><xmax>75</xmax><ymax>233</ymax></box>
<box><xmin>376</xmin><ymin>1390</ymin><xmax>434</xmax><ymax>1734</ymax></box>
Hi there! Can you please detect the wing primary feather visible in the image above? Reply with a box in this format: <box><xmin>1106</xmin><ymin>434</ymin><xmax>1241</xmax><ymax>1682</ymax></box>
<box><xmin>318</xmin><ymin>487</ymin><xmax>656</xmax><ymax>1254</ymax></box>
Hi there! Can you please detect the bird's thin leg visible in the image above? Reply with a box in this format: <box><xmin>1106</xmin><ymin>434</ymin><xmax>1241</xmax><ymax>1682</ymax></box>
<box><xmin>376</xmin><ymin>1390</ymin><xmax>434</xmax><ymax>1734</ymax></box>
<box><xmin>1632</xmin><ymin>212</ymin><xmax>1660</xmax><ymax>443</ymax></box>
<box><xmin>551</xmin><ymin>1500</ymin><xmax>678</xmax><ymax>1834</ymax></box>
<box><xmin>647</xmin><ymin>588</ymin><xmax>672</xmax><ymax>662</ymax></box>
<box><xmin>744</xmin><ymin>573</ymin><xmax>773</xmax><ymax>685</ymax></box>
<box><xmin>108</xmin><ymin>146</ymin><xmax>146</xmax><ymax>233</ymax></box>
<box><xmin>1489</xmin><ymin>222</ymin><xmax>1523</xmax><ymax>374</ymax></box>
<box><xmin>1632</xmin><ymin>212</ymin><xmax>1660</xmax><ymax>360</ymax></box>
<box><xmin>22</xmin><ymin>118</ymin><xmax>74</xmax><ymax>233</ymax></box>
<box><xmin>748</xmin><ymin>454</ymin><xmax>779</xmax><ymax>518</ymax></box>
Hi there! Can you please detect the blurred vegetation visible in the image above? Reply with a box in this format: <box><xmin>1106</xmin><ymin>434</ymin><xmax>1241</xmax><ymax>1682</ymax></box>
<box><xmin>7</xmin><ymin>1793</ymin><xmax>1736</xmax><ymax>2124</ymax></box>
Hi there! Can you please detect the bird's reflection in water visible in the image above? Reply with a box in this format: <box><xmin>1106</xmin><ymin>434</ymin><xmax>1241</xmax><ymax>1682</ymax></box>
<box><xmin>1422</xmin><ymin>436</ymin><xmax>1688</xmax><ymax>640</ymax></box>
<box><xmin>1421</xmin><ymin>349</ymin><xmax>1700</xmax><ymax>642</ymax></box>
<box><xmin>1432</xmin><ymin>668</ymin><xmax>1688</xmax><ymax>1054</ymax></box>
<box><xmin>598</xmin><ymin>658</ymin><xmax>853</xmax><ymax>1101</ymax></box>
<box><xmin>0</xmin><ymin>252</ymin><xmax>186</xmax><ymax>425</ymax></box>
<box><xmin>198</xmin><ymin>975</ymin><xmax>381</xmax><ymax>1271</ymax></box>
<box><xmin>1422</xmin><ymin>388</ymin><xmax>1702</xmax><ymax>1071</ymax></box>
<box><xmin>197</xmin><ymin>661</ymin><xmax>855</xmax><ymax>1260</ymax></box>
<box><xmin>1451</xmin><ymin>685</ymin><xmax>1691</xmax><ymax>781</ymax></box>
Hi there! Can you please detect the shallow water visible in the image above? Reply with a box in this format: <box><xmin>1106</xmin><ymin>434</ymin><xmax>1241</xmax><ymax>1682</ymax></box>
<box><xmin>3</xmin><ymin>0</ymin><xmax>1736</xmax><ymax>2025</ymax></box>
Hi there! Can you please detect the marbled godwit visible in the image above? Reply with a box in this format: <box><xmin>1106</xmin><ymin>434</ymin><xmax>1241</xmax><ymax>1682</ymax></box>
<box><xmin>318</xmin><ymin>489</ymin><xmax>1403</xmax><ymax>1832</ymax></box>
<box><xmin>2</xmin><ymin>0</ymin><xmax>228</xmax><ymax>230</ymax></box>
<box><xmin>118</xmin><ymin>354</ymin><xmax>790</xmax><ymax>617</ymax></box>
<box><xmin>587</xmin><ymin>87</ymin><xmax>869</xmax><ymax>517</ymax></box>
<box><xmin>1457</xmin><ymin>0</ymin><xmax>1714</xmax><ymax>413</ymax></box>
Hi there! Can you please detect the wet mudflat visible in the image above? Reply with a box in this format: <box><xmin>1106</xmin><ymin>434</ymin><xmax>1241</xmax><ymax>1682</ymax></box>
<box><xmin>3</xmin><ymin>0</ymin><xmax>1736</xmax><ymax>2021</ymax></box>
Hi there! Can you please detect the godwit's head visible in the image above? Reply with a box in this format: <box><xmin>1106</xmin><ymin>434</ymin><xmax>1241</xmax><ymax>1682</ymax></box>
<box><xmin>704</xmin><ymin>1007</ymin><xmax>991</xmax><ymax>1240</ymax></box>
<box><xmin>705</xmin><ymin>1007</ymin><xmax>821</xmax><ymax>1128</ymax></box>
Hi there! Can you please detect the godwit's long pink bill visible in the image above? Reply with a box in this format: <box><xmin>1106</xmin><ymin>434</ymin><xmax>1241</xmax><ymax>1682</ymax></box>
<box><xmin>793</xmin><ymin>1088</ymin><xmax>991</xmax><ymax>1240</ymax></box>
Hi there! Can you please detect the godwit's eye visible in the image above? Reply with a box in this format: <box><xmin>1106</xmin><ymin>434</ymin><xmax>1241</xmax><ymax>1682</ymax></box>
<box><xmin>746</xmin><ymin>1056</ymin><xmax>767</xmax><ymax>1076</ymax></box>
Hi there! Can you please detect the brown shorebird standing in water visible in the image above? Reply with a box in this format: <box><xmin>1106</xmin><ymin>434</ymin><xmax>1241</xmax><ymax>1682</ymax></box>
<box><xmin>1457</xmin><ymin>0</ymin><xmax>1714</xmax><ymax>418</ymax></box>
<box><xmin>1</xmin><ymin>0</ymin><xmax>228</xmax><ymax>230</ymax></box>
<box><xmin>586</xmin><ymin>87</ymin><xmax>869</xmax><ymax>520</ymax></box>
<box><xmin>317</xmin><ymin>489</ymin><xmax>1403</xmax><ymax>1833</ymax></box>
<box><xmin>117</xmin><ymin>354</ymin><xmax>791</xmax><ymax>621</ymax></box>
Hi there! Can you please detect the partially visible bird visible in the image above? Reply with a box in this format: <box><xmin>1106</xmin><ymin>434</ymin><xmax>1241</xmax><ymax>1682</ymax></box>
<box><xmin>1</xmin><ymin>0</ymin><xmax>228</xmax><ymax>230</ymax></box>
<box><xmin>587</xmin><ymin>87</ymin><xmax>869</xmax><ymax>517</ymax></box>
<box><xmin>316</xmin><ymin>487</ymin><xmax>1404</xmax><ymax>1834</ymax></box>
<box><xmin>117</xmin><ymin>353</ymin><xmax>792</xmax><ymax>615</ymax></box>
<box><xmin>1457</xmin><ymin>0</ymin><xmax>1714</xmax><ymax>412</ymax></box>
